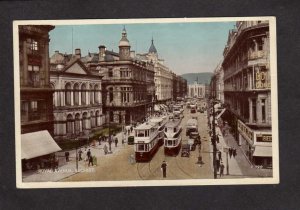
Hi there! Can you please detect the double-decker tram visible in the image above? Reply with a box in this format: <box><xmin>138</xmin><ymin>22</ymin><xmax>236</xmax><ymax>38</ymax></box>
<box><xmin>164</xmin><ymin>119</ymin><xmax>182</xmax><ymax>156</ymax></box>
<box><xmin>134</xmin><ymin>122</ymin><xmax>160</xmax><ymax>162</ymax></box>
<box><xmin>149</xmin><ymin>116</ymin><xmax>168</xmax><ymax>146</ymax></box>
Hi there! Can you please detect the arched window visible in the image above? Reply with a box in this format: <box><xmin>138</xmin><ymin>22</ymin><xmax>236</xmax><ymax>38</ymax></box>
<box><xmin>75</xmin><ymin>113</ymin><xmax>80</xmax><ymax>134</ymax></box>
<box><xmin>89</xmin><ymin>84</ymin><xmax>94</xmax><ymax>104</ymax></box>
<box><xmin>66</xmin><ymin>114</ymin><xmax>73</xmax><ymax>134</ymax></box>
<box><xmin>81</xmin><ymin>84</ymin><xmax>86</xmax><ymax>105</ymax></box>
<box><xmin>96</xmin><ymin>110</ymin><xmax>100</xmax><ymax>126</ymax></box>
<box><xmin>82</xmin><ymin>112</ymin><xmax>88</xmax><ymax>130</ymax></box>
<box><xmin>65</xmin><ymin>83</ymin><xmax>72</xmax><ymax>105</ymax></box>
<box><xmin>90</xmin><ymin>111</ymin><xmax>95</xmax><ymax>128</ymax></box>
<box><xmin>74</xmin><ymin>83</ymin><xmax>80</xmax><ymax>105</ymax></box>
<box><xmin>94</xmin><ymin>85</ymin><xmax>99</xmax><ymax>104</ymax></box>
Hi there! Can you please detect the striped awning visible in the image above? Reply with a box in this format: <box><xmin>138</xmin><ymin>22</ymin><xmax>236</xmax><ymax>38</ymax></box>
<box><xmin>21</xmin><ymin>130</ymin><xmax>62</xmax><ymax>159</ymax></box>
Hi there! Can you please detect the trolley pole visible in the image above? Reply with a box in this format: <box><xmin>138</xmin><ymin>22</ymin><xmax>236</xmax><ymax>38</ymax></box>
<box><xmin>212</xmin><ymin>99</ymin><xmax>218</xmax><ymax>179</ymax></box>
<box><xmin>75</xmin><ymin>138</ymin><xmax>78</xmax><ymax>171</ymax></box>
<box><xmin>226</xmin><ymin>150</ymin><xmax>229</xmax><ymax>175</ymax></box>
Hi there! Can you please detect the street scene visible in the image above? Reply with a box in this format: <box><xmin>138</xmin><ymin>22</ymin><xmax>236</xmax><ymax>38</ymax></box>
<box><xmin>16</xmin><ymin>18</ymin><xmax>276</xmax><ymax>185</ymax></box>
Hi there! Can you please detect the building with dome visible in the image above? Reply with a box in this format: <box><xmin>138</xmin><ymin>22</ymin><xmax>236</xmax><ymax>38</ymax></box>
<box><xmin>82</xmin><ymin>27</ymin><xmax>155</xmax><ymax>125</ymax></box>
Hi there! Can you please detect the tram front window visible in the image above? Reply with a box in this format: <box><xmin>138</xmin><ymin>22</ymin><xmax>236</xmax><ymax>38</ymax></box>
<box><xmin>138</xmin><ymin>144</ymin><xmax>145</xmax><ymax>151</ymax></box>
<box><xmin>167</xmin><ymin>140</ymin><xmax>173</xmax><ymax>146</ymax></box>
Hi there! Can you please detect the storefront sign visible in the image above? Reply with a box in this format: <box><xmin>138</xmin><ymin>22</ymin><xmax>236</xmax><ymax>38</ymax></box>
<box><xmin>256</xmin><ymin>134</ymin><xmax>272</xmax><ymax>142</ymax></box>
<box><xmin>255</xmin><ymin>72</ymin><xmax>271</xmax><ymax>89</ymax></box>
<box><xmin>237</xmin><ymin>120</ymin><xmax>254</xmax><ymax>142</ymax></box>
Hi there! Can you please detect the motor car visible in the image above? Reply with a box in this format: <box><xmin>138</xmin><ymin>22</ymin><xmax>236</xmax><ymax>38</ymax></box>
<box><xmin>181</xmin><ymin>144</ymin><xmax>190</xmax><ymax>157</ymax></box>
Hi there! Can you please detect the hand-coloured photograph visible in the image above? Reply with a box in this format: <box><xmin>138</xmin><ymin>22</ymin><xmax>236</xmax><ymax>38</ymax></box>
<box><xmin>14</xmin><ymin>17</ymin><xmax>278</xmax><ymax>188</ymax></box>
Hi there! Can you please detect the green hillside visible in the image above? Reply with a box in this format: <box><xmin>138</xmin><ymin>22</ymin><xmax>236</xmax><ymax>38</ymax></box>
<box><xmin>181</xmin><ymin>72</ymin><xmax>213</xmax><ymax>85</ymax></box>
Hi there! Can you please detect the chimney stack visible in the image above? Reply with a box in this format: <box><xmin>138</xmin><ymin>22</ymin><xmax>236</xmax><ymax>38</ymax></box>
<box><xmin>75</xmin><ymin>48</ymin><xmax>81</xmax><ymax>59</ymax></box>
<box><xmin>98</xmin><ymin>45</ymin><xmax>106</xmax><ymax>62</ymax></box>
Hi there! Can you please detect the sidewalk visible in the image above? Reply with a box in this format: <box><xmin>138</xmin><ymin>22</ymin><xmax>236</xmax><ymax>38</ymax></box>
<box><xmin>215</xmin><ymin>126</ymin><xmax>272</xmax><ymax>178</ymax></box>
<box><xmin>22</xmin><ymin>131</ymin><xmax>128</xmax><ymax>182</ymax></box>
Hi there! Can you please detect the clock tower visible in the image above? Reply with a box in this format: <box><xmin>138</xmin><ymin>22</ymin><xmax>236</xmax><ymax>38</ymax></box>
<box><xmin>119</xmin><ymin>26</ymin><xmax>131</xmax><ymax>61</ymax></box>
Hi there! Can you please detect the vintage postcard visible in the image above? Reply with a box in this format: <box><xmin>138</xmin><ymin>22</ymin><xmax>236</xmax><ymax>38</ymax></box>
<box><xmin>14</xmin><ymin>17</ymin><xmax>278</xmax><ymax>188</ymax></box>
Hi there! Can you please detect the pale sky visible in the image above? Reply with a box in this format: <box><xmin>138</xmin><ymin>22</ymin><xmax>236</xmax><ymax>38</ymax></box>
<box><xmin>49</xmin><ymin>21</ymin><xmax>235</xmax><ymax>75</ymax></box>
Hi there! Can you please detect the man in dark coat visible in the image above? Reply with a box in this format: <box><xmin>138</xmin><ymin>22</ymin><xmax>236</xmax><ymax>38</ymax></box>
<box><xmin>161</xmin><ymin>161</ymin><xmax>167</xmax><ymax>178</ymax></box>
<box><xmin>87</xmin><ymin>149</ymin><xmax>91</xmax><ymax>159</ymax></box>
<box><xmin>88</xmin><ymin>155</ymin><xmax>93</xmax><ymax>166</ymax></box>
<box><xmin>229</xmin><ymin>148</ymin><xmax>233</xmax><ymax>158</ymax></box>
<box><xmin>233</xmin><ymin>148</ymin><xmax>237</xmax><ymax>158</ymax></box>
<box><xmin>65</xmin><ymin>151</ymin><xmax>69</xmax><ymax>162</ymax></box>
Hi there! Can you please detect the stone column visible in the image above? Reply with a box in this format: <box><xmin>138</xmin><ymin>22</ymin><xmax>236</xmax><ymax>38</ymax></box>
<box><xmin>71</xmin><ymin>90</ymin><xmax>74</xmax><ymax>106</ymax></box>
<box><xmin>249</xmin><ymin>98</ymin><xmax>252</xmax><ymax>123</ymax></box>
<box><xmin>78</xmin><ymin>91</ymin><xmax>81</xmax><ymax>105</ymax></box>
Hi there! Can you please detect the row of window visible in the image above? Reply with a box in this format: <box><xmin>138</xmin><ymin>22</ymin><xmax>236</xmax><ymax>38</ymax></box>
<box><xmin>21</xmin><ymin>100</ymin><xmax>47</xmax><ymax>122</ymax></box>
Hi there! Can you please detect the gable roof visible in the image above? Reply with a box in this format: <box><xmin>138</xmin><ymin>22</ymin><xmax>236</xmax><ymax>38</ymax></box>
<box><xmin>61</xmin><ymin>58</ymin><xmax>91</xmax><ymax>75</ymax></box>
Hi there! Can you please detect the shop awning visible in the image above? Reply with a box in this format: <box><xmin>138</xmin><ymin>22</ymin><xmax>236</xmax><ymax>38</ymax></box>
<box><xmin>253</xmin><ymin>146</ymin><xmax>272</xmax><ymax>157</ymax></box>
<box><xmin>21</xmin><ymin>130</ymin><xmax>62</xmax><ymax>159</ymax></box>
<box><xmin>216</xmin><ymin>108</ymin><xmax>226</xmax><ymax>119</ymax></box>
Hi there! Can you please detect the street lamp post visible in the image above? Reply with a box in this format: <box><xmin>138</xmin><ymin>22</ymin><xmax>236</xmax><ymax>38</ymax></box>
<box><xmin>75</xmin><ymin>137</ymin><xmax>78</xmax><ymax>171</ymax></box>
<box><xmin>212</xmin><ymin>98</ymin><xmax>218</xmax><ymax>179</ymax></box>
<box><xmin>223</xmin><ymin>147</ymin><xmax>230</xmax><ymax>175</ymax></box>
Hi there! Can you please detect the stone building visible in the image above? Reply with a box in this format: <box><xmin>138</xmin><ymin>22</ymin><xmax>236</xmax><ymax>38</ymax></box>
<box><xmin>19</xmin><ymin>25</ymin><xmax>63</xmax><ymax>171</ymax></box>
<box><xmin>222</xmin><ymin>21</ymin><xmax>272</xmax><ymax>168</ymax></box>
<box><xmin>188</xmin><ymin>81</ymin><xmax>206</xmax><ymax>98</ymax></box>
<box><xmin>136</xmin><ymin>38</ymin><xmax>173</xmax><ymax>104</ymax></box>
<box><xmin>83</xmin><ymin>27</ymin><xmax>155</xmax><ymax>125</ymax></box>
<box><xmin>172</xmin><ymin>73</ymin><xmax>188</xmax><ymax>101</ymax></box>
<box><xmin>50</xmin><ymin>50</ymin><xmax>104</xmax><ymax>140</ymax></box>
<box><xmin>19</xmin><ymin>25</ymin><xmax>55</xmax><ymax>135</ymax></box>
<box><xmin>212</xmin><ymin>62</ymin><xmax>224</xmax><ymax>103</ymax></box>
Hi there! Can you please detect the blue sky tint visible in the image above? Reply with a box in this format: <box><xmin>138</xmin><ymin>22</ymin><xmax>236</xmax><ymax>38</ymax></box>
<box><xmin>49</xmin><ymin>22</ymin><xmax>235</xmax><ymax>75</ymax></box>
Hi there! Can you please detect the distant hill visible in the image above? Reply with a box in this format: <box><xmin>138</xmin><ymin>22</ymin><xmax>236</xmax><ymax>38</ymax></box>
<box><xmin>181</xmin><ymin>72</ymin><xmax>213</xmax><ymax>85</ymax></box>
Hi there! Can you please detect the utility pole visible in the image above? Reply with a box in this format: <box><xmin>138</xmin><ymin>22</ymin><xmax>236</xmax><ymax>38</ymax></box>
<box><xmin>212</xmin><ymin>98</ymin><xmax>218</xmax><ymax>179</ymax></box>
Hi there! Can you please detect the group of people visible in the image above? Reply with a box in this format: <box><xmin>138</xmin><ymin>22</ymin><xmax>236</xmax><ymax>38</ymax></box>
<box><xmin>65</xmin><ymin>148</ymin><xmax>97</xmax><ymax>167</ymax></box>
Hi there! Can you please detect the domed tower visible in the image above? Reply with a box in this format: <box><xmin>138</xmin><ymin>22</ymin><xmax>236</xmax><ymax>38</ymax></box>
<box><xmin>148</xmin><ymin>37</ymin><xmax>158</xmax><ymax>57</ymax></box>
<box><xmin>119</xmin><ymin>26</ymin><xmax>131</xmax><ymax>61</ymax></box>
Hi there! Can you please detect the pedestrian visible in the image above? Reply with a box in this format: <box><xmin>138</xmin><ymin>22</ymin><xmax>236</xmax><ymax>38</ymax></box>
<box><xmin>87</xmin><ymin>149</ymin><xmax>91</xmax><ymax>159</ymax></box>
<box><xmin>98</xmin><ymin>136</ymin><xmax>102</xmax><ymax>145</ymax></box>
<box><xmin>233</xmin><ymin>148</ymin><xmax>237</xmax><ymax>158</ymax></box>
<box><xmin>218</xmin><ymin>151</ymin><xmax>222</xmax><ymax>161</ymax></box>
<box><xmin>65</xmin><ymin>151</ymin><xmax>69</xmax><ymax>162</ymax></box>
<box><xmin>114</xmin><ymin>135</ymin><xmax>118</xmax><ymax>147</ymax></box>
<box><xmin>104</xmin><ymin>144</ymin><xmax>108</xmax><ymax>155</ymax></box>
<box><xmin>229</xmin><ymin>148</ymin><xmax>233</xmax><ymax>158</ymax></box>
<box><xmin>93</xmin><ymin>156</ymin><xmax>97</xmax><ymax>166</ymax></box>
<box><xmin>88</xmin><ymin>155</ymin><xmax>93</xmax><ymax>166</ymax></box>
<box><xmin>130</xmin><ymin>126</ymin><xmax>133</xmax><ymax>133</ymax></box>
<box><xmin>78</xmin><ymin>149</ymin><xmax>83</xmax><ymax>161</ymax></box>
<box><xmin>220</xmin><ymin>162</ymin><xmax>224</xmax><ymax>177</ymax></box>
<box><xmin>216</xmin><ymin>158</ymin><xmax>220</xmax><ymax>172</ymax></box>
<box><xmin>108</xmin><ymin>136</ymin><xmax>112</xmax><ymax>151</ymax></box>
<box><xmin>161</xmin><ymin>160</ymin><xmax>167</xmax><ymax>178</ymax></box>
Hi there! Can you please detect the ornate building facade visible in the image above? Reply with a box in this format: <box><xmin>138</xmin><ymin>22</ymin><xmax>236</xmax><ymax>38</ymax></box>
<box><xmin>83</xmin><ymin>28</ymin><xmax>155</xmax><ymax>125</ymax></box>
<box><xmin>50</xmin><ymin>51</ymin><xmax>104</xmax><ymax>140</ymax></box>
<box><xmin>222</xmin><ymin>21</ymin><xmax>272</xmax><ymax>168</ymax></box>
<box><xmin>19</xmin><ymin>25</ymin><xmax>55</xmax><ymax>135</ymax></box>
<box><xmin>136</xmin><ymin>38</ymin><xmax>173</xmax><ymax>104</ymax></box>
<box><xmin>188</xmin><ymin>82</ymin><xmax>206</xmax><ymax>98</ymax></box>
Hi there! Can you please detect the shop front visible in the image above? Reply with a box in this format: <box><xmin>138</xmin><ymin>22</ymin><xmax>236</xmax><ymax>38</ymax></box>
<box><xmin>237</xmin><ymin>120</ymin><xmax>272</xmax><ymax>168</ymax></box>
<box><xmin>21</xmin><ymin>130</ymin><xmax>62</xmax><ymax>171</ymax></box>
